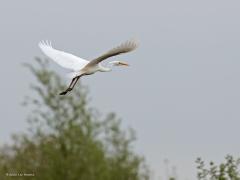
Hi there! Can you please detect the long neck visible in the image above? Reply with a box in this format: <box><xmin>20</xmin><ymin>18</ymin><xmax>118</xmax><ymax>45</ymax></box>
<box><xmin>99</xmin><ymin>63</ymin><xmax>114</xmax><ymax>72</ymax></box>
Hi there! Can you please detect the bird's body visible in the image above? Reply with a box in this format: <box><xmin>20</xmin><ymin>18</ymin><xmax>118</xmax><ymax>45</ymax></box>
<box><xmin>39</xmin><ymin>39</ymin><xmax>138</xmax><ymax>95</ymax></box>
<box><xmin>82</xmin><ymin>64</ymin><xmax>104</xmax><ymax>75</ymax></box>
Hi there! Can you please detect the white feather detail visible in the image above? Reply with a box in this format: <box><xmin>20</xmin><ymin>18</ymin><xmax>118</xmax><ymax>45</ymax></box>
<box><xmin>66</xmin><ymin>71</ymin><xmax>82</xmax><ymax>79</ymax></box>
<box><xmin>38</xmin><ymin>40</ymin><xmax>89</xmax><ymax>71</ymax></box>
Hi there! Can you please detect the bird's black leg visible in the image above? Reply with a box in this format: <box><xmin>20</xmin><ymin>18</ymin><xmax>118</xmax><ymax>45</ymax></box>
<box><xmin>59</xmin><ymin>77</ymin><xmax>76</xmax><ymax>95</ymax></box>
<box><xmin>69</xmin><ymin>76</ymin><xmax>80</xmax><ymax>91</ymax></box>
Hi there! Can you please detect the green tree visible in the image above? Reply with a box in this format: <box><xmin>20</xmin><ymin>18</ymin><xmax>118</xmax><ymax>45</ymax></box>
<box><xmin>196</xmin><ymin>155</ymin><xmax>240</xmax><ymax>180</ymax></box>
<box><xmin>0</xmin><ymin>58</ymin><xmax>150</xmax><ymax>180</ymax></box>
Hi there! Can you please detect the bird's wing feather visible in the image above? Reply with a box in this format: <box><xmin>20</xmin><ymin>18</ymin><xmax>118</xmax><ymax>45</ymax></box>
<box><xmin>86</xmin><ymin>39</ymin><xmax>139</xmax><ymax>67</ymax></box>
<box><xmin>39</xmin><ymin>41</ymin><xmax>89</xmax><ymax>71</ymax></box>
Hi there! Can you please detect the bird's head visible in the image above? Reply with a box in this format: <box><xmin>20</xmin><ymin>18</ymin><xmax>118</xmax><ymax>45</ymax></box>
<box><xmin>109</xmin><ymin>61</ymin><xmax>129</xmax><ymax>67</ymax></box>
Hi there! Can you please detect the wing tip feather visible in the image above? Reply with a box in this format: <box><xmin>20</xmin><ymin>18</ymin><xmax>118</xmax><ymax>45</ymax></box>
<box><xmin>129</xmin><ymin>38</ymin><xmax>140</xmax><ymax>49</ymax></box>
<box><xmin>121</xmin><ymin>38</ymin><xmax>139</xmax><ymax>52</ymax></box>
<box><xmin>38</xmin><ymin>40</ymin><xmax>53</xmax><ymax>49</ymax></box>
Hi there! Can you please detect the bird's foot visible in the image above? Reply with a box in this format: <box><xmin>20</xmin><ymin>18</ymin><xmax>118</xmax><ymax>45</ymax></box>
<box><xmin>59</xmin><ymin>88</ymin><xmax>73</xmax><ymax>95</ymax></box>
<box><xmin>59</xmin><ymin>91</ymin><xmax>68</xmax><ymax>95</ymax></box>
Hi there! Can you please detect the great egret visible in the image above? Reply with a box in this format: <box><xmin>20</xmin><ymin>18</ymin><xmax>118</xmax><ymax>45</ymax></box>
<box><xmin>39</xmin><ymin>39</ymin><xmax>138</xmax><ymax>95</ymax></box>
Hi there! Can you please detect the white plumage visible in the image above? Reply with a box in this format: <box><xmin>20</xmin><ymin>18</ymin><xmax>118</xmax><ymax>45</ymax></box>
<box><xmin>39</xmin><ymin>41</ymin><xmax>89</xmax><ymax>71</ymax></box>
<box><xmin>39</xmin><ymin>39</ymin><xmax>138</xmax><ymax>95</ymax></box>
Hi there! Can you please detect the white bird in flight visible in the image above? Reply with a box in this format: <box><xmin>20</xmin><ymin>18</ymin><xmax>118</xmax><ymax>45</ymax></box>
<box><xmin>39</xmin><ymin>39</ymin><xmax>138</xmax><ymax>95</ymax></box>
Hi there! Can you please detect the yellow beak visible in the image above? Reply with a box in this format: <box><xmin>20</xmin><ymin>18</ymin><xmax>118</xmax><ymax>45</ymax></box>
<box><xmin>119</xmin><ymin>62</ymin><xmax>129</xmax><ymax>66</ymax></box>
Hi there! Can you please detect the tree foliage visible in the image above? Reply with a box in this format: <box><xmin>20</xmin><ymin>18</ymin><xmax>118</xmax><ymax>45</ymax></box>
<box><xmin>196</xmin><ymin>155</ymin><xmax>240</xmax><ymax>180</ymax></box>
<box><xmin>0</xmin><ymin>58</ymin><xmax>149</xmax><ymax>180</ymax></box>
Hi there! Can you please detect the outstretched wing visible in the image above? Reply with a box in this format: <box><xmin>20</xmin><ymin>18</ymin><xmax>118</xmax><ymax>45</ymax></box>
<box><xmin>86</xmin><ymin>39</ymin><xmax>139</xmax><ymax>67</ymax></box>
<box><xmin>39</xmin><ymin>41</ymin><xmax>89</xmax><ymax>71</ymax></box>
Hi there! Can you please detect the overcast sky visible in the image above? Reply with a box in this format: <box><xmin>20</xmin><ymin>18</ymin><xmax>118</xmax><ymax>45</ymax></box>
<box><xmin>1</xmin><ymin>0</ymin><xmax>240</xmax><ymax>179</ymax></box>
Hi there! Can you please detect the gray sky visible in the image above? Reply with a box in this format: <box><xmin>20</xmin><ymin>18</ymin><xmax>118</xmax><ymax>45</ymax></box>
<box><xmin>1</xmin><ymin>0</ymin><xmax>240</xmax><ymax>179</ymax></box>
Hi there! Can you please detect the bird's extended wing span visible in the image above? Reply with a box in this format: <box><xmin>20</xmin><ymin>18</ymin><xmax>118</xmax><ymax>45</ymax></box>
<box><xmin>86</xmin><ymin>39</ymin><xmax>139</xmax><ymax>67</ymax></box>
<box><xmin>39</xmin><ymin>41</ymin><xmax>89</xmax><ymax>71</ymax></box>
